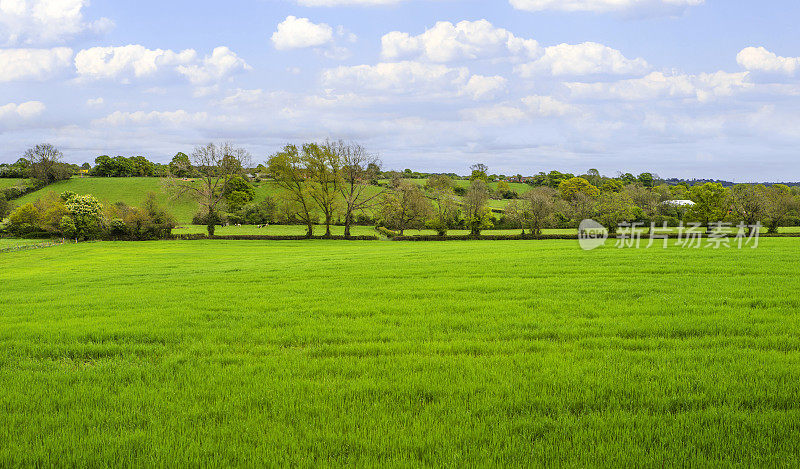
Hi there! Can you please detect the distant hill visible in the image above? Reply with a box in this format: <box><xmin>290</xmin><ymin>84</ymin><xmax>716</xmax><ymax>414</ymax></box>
<box><xmin>15</xmin><ymin>177</ymin><xmax>284</xmax><ymax>224</ymax></box>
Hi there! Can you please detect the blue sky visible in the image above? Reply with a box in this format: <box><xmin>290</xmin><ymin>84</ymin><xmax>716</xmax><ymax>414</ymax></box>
<box><xmin>1</xmin><ymin>0</ymin><xmax>799</xmax><ymax>181</ymax></box>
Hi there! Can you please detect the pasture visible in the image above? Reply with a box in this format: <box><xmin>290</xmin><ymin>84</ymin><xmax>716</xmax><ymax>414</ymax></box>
<box><xmin>2</xmin><ymin>239</ymin><xmax>800</xmax><ymax>465</ymax></box>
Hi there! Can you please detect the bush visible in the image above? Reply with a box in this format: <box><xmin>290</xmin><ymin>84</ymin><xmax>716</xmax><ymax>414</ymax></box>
<box><xmin>375</xmin><ymin>226</ymin><xmax>400</xmax><ymax>238</ymax></box>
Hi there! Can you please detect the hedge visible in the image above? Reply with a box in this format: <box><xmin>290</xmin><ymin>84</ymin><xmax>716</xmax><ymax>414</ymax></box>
<box><xmin>177</xmin><ymin>234</ymin><xmax>379</xmax><ymax>241</ymax></box>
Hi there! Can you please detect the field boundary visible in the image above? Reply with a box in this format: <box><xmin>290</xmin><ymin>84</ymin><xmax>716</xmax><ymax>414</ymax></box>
<box><xmin>174</xmin><ymin>234</ymin><xmax>379</xmax><ymax>241</ymax></box>
<box><xmin>0</xmin><ymin>239</ymin><xmax>72</xmax><ymax>253</ymax></box>
<box><xmin>391</xmin><ymin>233</ymin><xmax>800</xmax><ymax>241</ymax></box>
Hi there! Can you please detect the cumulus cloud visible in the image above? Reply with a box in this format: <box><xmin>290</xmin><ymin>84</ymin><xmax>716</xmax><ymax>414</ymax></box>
<box><xmin>0</xmin><ymin>47</ymin><xmax>72</xmax><ymax>82</ymax></box>
<box><xmin>272</xmin><ymin>16</ymin><xmax>334</xmax><ymax>50</ymax></box>
<box><xmin>381</xmin><ymin>20</ymin><xmax>540</xmax><ymax>62</ymax></box>
<box><xmin>322</xmin><ymin>61</ymin><xmax>504</xmax><ymax>100</ymax></box>
<box><xmin>0</xmin><ymin>101</ymin><xmax>46</xmax><ymax>120</ymax></box>
<box><xmin>460</xmin><ymin>75</ymin><xmax>508</xmax><ymax>100</ymax></box>
<box><xmin>176</xmin><ymin>47</ymin><xmax>251</xmax><ymax>84</ymax></box>
<box><xmin>565</xmin><ymin>71</ymin><xmax>753</xmax><ymax>102</ymax></box>
<box><xmin>0</xmin><ymin>0</ymin><xmax>113</xmax><ymax>45</ymax></box>
<box><xmin>509</xmin><ymin>0</ymin><xmax>704</xmax><ymax>14</ymax></box>
<box><xmin>74</xmin><ymin>45</ymin><xmax>250</xmax><ymax>84</ymax></box>
<box><xmin>737</xmin><ymin>47</ymin><xmax>800</xmax><ymax>75</ymax></box>
<box><xmin>515</xmin><ymin>42</ymin><xmax>649</xmax><ymax>77</ymax></box>
<box><xmin>521</xmin><ymin>95</ymin><xmax>576</xmax><ymax>116</ymax></box>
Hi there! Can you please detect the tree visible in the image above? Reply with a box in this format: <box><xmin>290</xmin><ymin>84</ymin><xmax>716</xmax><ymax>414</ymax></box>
<box><xmin>426</xmin><ymin>174</ymin><xmax>460</xmax><ymax>236</ymax></box>
<box><xmin>559</xmin><ymin>177</ymin><xmax>600</xmax><ymax>201</ymax></box>
<box><xmin>595</xmin><ymin>192</ymin><xmax>636</xmax><ymax>234</ymax></box>
<box><xmin>379</xmin><ymin>180</ymin><xmax>431</xmax><ymax>235</ymax></box>
<box><xmin>26</xmin><ymin>144</ymin><xmax>70</xmax><ymax>186</ymax></box>
<box><xmin>504</xmin><ymin>199</ymin><xmax>527</xmax><ymax>235</ymax></box>
<box><xmin>625</xmin><ymin>184</ymin><xmax>660</xmax><ymax>225</ymax></box>
<box><xmin>267</xmin><ymin>144</ymin><xmax>316</xmax><ymax>237</ymax></box>
<box><xmin>64</xmin><ymin>194</ymin><xmax>105</xmax><ymax>240</ymax></box>
<box><xmin>637</xmin><ymin>173</ymin><xmax>655</xmax><ymax>188</ymax></box>
<box><xmin>686</xmin><ymin>182</ymin><xmax>729</xmax><ymax>230</ymax></box>
<box><xmin>761</xmin><ymin>184</ymin><xmax>797</xmax><ymax>233</ymax></box>
<box><xmin>306</xmin><ymin>143</ymin><xmax>340</xmax><ymax>238</ymax></box>
<box><xmin>0</xmin><ymin>194</ymin><xmax>10</xmax><ymax>219</ymax></box>
<box><xmin>170</xmin><ymin>152</ymin><xmax>192</xmax><ymax>178</ymax></box>
<box><xmin>463</xmin><ymin>180</ymin><xmax>492</xmax><ymax>236</ymax></box>
<box><xmin>730</xmin><ymin>184</ymin><xmax>766</xmax><ymax>234</ymax></box>
<box><xmin>470</xmin><ymin>163</ymin><xmax>489</xmax><ymax>182</ymax></box>
<box><xmin>166</xmin><ymin>142</ymin><xmax>251</xmax><ymax>236</ymax></box>
<box><xmin>224</xmin><ymin>175</ymin><xmax>256</xmax><ymax>211</ymax></box>
<box><xmin>601</xmin><ymin>179</ymin><xmax>624</xmax><ymax>193</ymax></box>
<box><xmin>130</xmin><ymin>156</ymin><xmax>155</xmax><ymax>177</ymax></box>
<box><xmin>523</xmin><ymin>187</ymin><xmax>558</xmax><ymax>236</ymax></box>
<box><xmin>333</xmin><ymin>141</ymin><xmax>384</xmax><ymax>237</ymax></box>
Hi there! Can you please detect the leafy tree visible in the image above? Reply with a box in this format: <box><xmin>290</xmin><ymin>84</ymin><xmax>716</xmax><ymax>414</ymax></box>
<box><xmin>130</xmin><ymin>156</ymin><xmax>155</xmax><ymax>177</ymax></box>
<box><xmin>166</xmin><ymin>142</ymin><xmax>251</xmax><ymax>236</ymax></box>
<box><xmin>730</xmin><ymin>184</ymin><xmax>766</xmax><ymax>233</ymax></box>
<box><xmin>761</xmin><ymin>184</ymin><xmax>798</xmax><ymax>233</ymax></box>
<box><xmin>333</xmin><ymin>141</ymin><xmax>384</xmax><ymax>237</ymax></box>
<box><xmin>469</xmin><ymin>163</ymin><xmax>489</xmax><ymax>182</ymax></box>
<box><xmin>523</xmin><ymin>187</ymin><xmax>558</xmax><ymax>236</ymax></box>
<box><xmin>59</xmin><ymin>216</ymin><xmax>76</xmax><ymax>239</ymax></box>
<box><xmin>595</xmin><ymin>192</ymin><xmax>636</xmax><ymax>234</ymax></box>
<box><xmin>9</xmin><ymin>204</ymin><xmax>40</xmax><ymax>232</ymax></box>
<box><xmin>504</xmin><ymin>198</ymin><xmax>527</xmax><ymax>235</ymax></box>
<box><xmin>463</xmin><ymin>180</ymin><xmax>492</xmax><ymax>236</ymax></box>
<box><xmin>637</xmin><ymin>173</ymin><xmax>655</xmax><ymax>188</ymax></box>
<box><xmin>546</xmin><ymin>171</ymin><xmax>574</xmax><ymax>189</ymax></box>
<box><xmin>426</xmin><ymin>174</ymin><xmax>459</xmax><ymax>236</ymax></box>
<box><xmin>306</xmin><ymin>143</ymin><xmax>341</xmax><ymax>238</ymax></box>
<box><xmin>169</xmin><ymin>152</ymin><xmax>192</xmax><ymax>178</ymax></box>
<box><xmin>559</xmin><ymin>177</ymin><xmax>600</xmax><ymax>202</ymax></box>
<box><xmin>619</xmin><ymin>173</ymin><xmax>637</xmax><ymax>185</ymax></box>
<box><xmin>584</xmin><ymin>169</ymin><xmax>602</xmax><ymax>187</ymax></box>
<box><xmin>224</xmin><ymin>175</ymin><xmax>256</xmax><ymax>211</ymax></box>
<box><xmin>64</xmin><ymin>194</ymin><xmax>105</xmax><ymax>240</ymax></box>
<box><xmin>601</xmin><ymin>179</ymin><xmax>624</xmax><ymax>193</ymax></box>
<box><xmin>686</xmin><ymin>182</ymin><xmax>730</xmax><ymax>229</ymax></box>
<box><xmin>0</xmin><ymin>194</ymin><xmax>10</xmax><ymax>219</ymax></box>
<box><xmin>267</xmin><ymin>144</ymin><xmax>316</xmax><ymax>237</ymax></box>
<box><xmin>26</xmin><ymin>144</ymin><xmax>71</xmax><ymax>186</ymax></box>
<box><xmin>379</xmin><ymin>180</ymin><xmax>431</xmax><ymax>235</ymax></box>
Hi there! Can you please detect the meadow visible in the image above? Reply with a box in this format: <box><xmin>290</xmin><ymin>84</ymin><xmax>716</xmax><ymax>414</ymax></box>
<box><xmin>2</xmin><ymin>239</ymin><xmax>800</xmax><ymax>465</ymax></box>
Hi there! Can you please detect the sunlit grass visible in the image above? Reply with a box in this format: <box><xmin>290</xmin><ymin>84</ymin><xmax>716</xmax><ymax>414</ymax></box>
<box><xmin>2</xmin><ymin>239</ymin><xmax>800</xmax><ymax>465</ymax></box>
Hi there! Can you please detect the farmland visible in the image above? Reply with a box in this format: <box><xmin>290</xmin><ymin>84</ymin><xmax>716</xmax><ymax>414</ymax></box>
<box><xmin>2</xmin><ymin>239</ymin><xmax>800</xmax><ymax>465</ymax></box>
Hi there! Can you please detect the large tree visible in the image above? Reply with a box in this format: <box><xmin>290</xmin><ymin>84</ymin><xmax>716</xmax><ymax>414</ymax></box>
<box><xmin>595</xmin><ymin>191</ymin><xmax>636</xmax><ymax>234</ymax></box>
<box><xmin>463</xmin><ymin>180</ymin><xmax>492</xmax><ymax>236</ymax></box>
<box><xmin>730</xmin><ymin>184</ymin><xmax>766</xmax><ymax>234</ymax></box>
<box><xmin>333</xmin><ymin>141</ymin><xmax>383</xmax><ymax>237</ymax></box>
<box><xmin>524</xmin><ymin>186</ymin><xmax>558</xmax><ymax>237</ymax></box>
<box><xmin>267</xmin><ymin>144</ymin><xmax>316</xmax><ymax>237</ymax></box>
<box><xmin>426</xmin><ymin>174</ymin><xmax>460</xmax><ymax>236</ymax></box>
<box><xmin>761</xmin><ymin>184</ymin><xmax>798</xmax><ymax>233</ymax></box>
<box><xmin>687</xmin><ymin>182</ymin><xmax>730</xmax><ymax>230</ymax></box>
<box><xmin>26</xmin><ymin>144</ymin><xmax>71</xmax><ymax>186</ymax></box>
<box><xmin>166</xmin><ymin>142</ymin><xmax>251</xmax><ymax>236</ymax></box>
<box><xmin>379</xmin><ymin>180</ymin><xmax>431</xmax><ymax>235</ymax></box>
<box><xmin>305</xmin><ymin>143</ymin><xmax>340</xmax><ymax>238</ymax></box>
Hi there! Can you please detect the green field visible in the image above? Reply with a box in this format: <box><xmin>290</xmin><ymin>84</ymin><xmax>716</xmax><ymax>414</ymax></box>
<box><xmin>0</xmin><ymin>178</ymin><xmax>27</xmax><ymax>189</ymax></box>
<box><xmin>2</xmin><ymin>239</ymin><xmax>800</xmax><ymax>465</ymax></box>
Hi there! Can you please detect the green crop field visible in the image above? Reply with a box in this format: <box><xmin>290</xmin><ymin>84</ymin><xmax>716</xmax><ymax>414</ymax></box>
<box><xmin>2</xmin><ymin>239</ymin><xmax>800</xmax><ymax>466</ymax></box>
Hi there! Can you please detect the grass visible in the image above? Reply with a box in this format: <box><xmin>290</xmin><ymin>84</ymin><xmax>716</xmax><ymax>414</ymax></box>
<box><xmin>2</xmin><ymin>239</ymin><xmax>800</xmax><ymax>465</ymax></box>
<box><xmin>0</xmin><ymin>178</ymin><xmax>28</xmax><ymax>189</ymax></box>
<box><xmin>0</xmin><ymin>238</ymin><xmax>51</xmax><ymax>248</ymax></box>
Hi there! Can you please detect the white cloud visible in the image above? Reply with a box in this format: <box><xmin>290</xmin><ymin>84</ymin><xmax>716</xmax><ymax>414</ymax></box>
<box><xmin>460</xmin><ymin>75</ymin><xmax>507</xmax><ymax>100</ymax></box>
<box><xmin>86</xmin><ymin>97</ymin><xmax>104</xmax><ymax>107</ymax></box>
<box><xmin>272</xmin><ymin>16</ymin><xmax>333</xmax><ymax>50</ymax></box>
<box><xmin>0</xmin><ymin>47</ymin><xmax>72</xmax><ymax>81</ymax></box>
<box><xmin>381</xmin><ymin>20</ymin><xmax>540</xmax><ymax>62</ymax></box>
<box><xmin>737</xmin><ymin>47</ymin><xmax>800</xmax><ymax>75</ymax></box>
<box><xmin>565</xmin><ymin>71</ymin><xmax>753</xmax><ymax>102</ymax></box>
<box><xmin>516</xmin><ymin>42</ymin><xmax>649</xmax><ymax>77</ymax></box>
<box><xmin>74</xmin><ymin>45</ymin><xmax>250</xmax><ymax>84</ymax></box>
<box><xmin>75</xmin><ymin>45</ymin><xmax>197</xmax><ymax>81</ymax></box>
<box><xmin>0</xmin><ymin>0</ymin><xmax>113</xmax><ymax>45</ymax></box>
<box><xmin>176</xmin><ymin>47</ymin><xmax>251</xmax><ymax>84</ymax></box>
<box><xmin>322</xmin><ymin>61</ymin><xmax>470</xmax><ymax>96</ymax></box>
<box><xmin>92</xmin><ymin>110</ymin><xmax>210</xmax><ymax>127</ymax></box>
<box><xmin>460</xmin><ymin>105</ymin><xmax>527</xmax><ymax>124</ymax></box>
<box><xmin>509</xmin><ymin>0</ymin><xmax>704</xmax><ymax>14</ymax></box>
<box><xmin>0</xmin><ymin>101</ymin><xmax>46</xmax><ymax>120</ymax></box>
<box><xmin>521</xmin><ymin>95</ymin><xmax>576</xmax><ymax>116</ymax></box>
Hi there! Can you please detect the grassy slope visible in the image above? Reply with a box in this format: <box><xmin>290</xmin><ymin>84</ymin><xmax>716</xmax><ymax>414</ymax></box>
<box><xmin>2</xmin><ymin>240</ymin><xmax>800</xmax><ymax>465</ymax></box>
<box><xmin>0</xmin><ymin>178</ymin><xmax>26</xmax><ymax>189</ymax></box>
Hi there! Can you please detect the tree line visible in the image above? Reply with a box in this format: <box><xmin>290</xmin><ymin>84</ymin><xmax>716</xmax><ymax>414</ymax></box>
<box><xmin>2</xmin><ymin>142</ymin><xmax>800</xmax><ymax>240</ymax></box>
